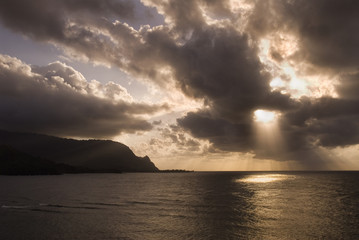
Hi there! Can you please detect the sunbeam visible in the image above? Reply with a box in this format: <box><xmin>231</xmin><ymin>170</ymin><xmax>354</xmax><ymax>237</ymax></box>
<box><xmin>253</xmin><ymin>109</ymin><xmax>285</xmax><ymax>164</ymax></box>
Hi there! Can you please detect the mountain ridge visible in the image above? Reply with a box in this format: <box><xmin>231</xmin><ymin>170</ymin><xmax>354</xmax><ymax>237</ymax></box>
<box><xmin>0</xmin><ymin>130</ymin><xmax>158</xmax><ymax>173</ymax></box>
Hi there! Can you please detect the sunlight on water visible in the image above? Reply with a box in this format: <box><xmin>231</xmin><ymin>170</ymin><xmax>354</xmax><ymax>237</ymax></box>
<box><xmin>1</xmin><ymin>173</ymin><xmax>359</xmax><ymax>239</ymax></box>
<box><xmin>237</xmin><ymin>174</ymin><xmax>292</xmax><ymax>183</ymax></box>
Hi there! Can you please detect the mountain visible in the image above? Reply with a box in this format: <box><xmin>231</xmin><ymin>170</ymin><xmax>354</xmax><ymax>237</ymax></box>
<box><xmin>0</xmin><ymin>130</ymin><xmax>158</xmax><ymax>173</ymax></box>
<box><xmin>0</xmin><ymin>145</ymin><xmax>87</xmax><ymax>175</ymax></box>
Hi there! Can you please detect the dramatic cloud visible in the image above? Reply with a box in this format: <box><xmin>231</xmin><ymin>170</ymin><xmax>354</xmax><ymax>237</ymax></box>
<box><xmin>172</xmin><ymin>0</ymin><xmax>359</xmax><ymax>164</ymax></box>
<box><xmin>0</xmin><ymin>0</ymin><xmax>358</xmax><ymax>168</ymax></box>
<box><xmin>247</xmin><ymin>0</ymin><xmax>359</xmax><ymax>71</ymax></box>
<box><xmin>242</xmin><ymin>1</ymin><xmax>359</xmax><ymax>158</ymax></box>
<box><xmin>0</xmin><ymin>54</ymin><xmax>165</xmax><ymax>138</ymax></box>
<box><xmin>0</xmin><ymin>0</ymin><xmax>135</xmax><ymax>40</ymax></box>
<box><xmin>0</xmin><ymin>0</ymin><xmax>154</xmax><ymax>76</ymax></box>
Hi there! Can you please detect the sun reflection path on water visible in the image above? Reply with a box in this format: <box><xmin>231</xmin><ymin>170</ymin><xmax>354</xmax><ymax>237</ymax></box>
<box><xmin>237</xmin><ymin>174</ymin><xmax>294</xmax><ymax>183</ymax></box>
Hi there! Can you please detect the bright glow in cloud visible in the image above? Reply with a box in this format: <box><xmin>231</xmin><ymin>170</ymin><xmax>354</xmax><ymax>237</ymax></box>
<box><xmin>269</xmin><ymin>77</ymin><xmax>285</xmax><ymax>89</ymax></box>
<box><xmin>254</xmin><ymin>109</ymin><xmax>277</xmax><ymax>123</ymax></box>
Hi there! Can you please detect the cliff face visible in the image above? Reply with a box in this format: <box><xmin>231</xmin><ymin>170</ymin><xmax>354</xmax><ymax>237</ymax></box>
<box><xmin>0</xmin><ymin>130</ymin><xmax>158</xmax><ymax>172</ymax></box>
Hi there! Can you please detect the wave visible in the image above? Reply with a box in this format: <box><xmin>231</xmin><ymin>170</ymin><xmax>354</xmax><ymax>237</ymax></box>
<box><xmin>44</xmin><ymin>204</ymin><xmax>103</xmax><ymax>210</ymax></box>
<box><xmin>80</xmin><ymin>201</ymin><xmax>125</xmax><ymax>207</ymax></box>
<box><xmin>1</xmin><ymin>205</ymin><xmax>29</xmax><ymax>209</ymax></box>
<box><xmin>125</xmin><ymin>200</ymin><xmax>162</xmax><ymax>206</ymax></box>
<box><xmin>1</xmin><ymin>203</ymin><xmax>103</xmax><ymax>212</ymax></box>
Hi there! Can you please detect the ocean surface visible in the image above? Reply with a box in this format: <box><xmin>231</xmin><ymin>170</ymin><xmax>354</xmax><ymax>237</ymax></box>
<box><xmin>0</xmin><ymin>172</ymin><xmax>358</xmax><ymax>240</ymax></box>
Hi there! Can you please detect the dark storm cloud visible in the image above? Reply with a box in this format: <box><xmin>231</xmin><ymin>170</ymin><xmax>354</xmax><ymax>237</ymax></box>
<box><xmin>282</xmin><ymin>97</ymin><xmax>359</xmax><ymax>148</ymax></box>
<box><xmin>142</xmin><ymin>1</ymin><xmax>351</xmax><ymax>161</ymax></box>
<box><xmin>170</xmin><ymin>0</ymin><xmax>359</xmax><ymax>163</ymax></box>
<box><xmin>0</xmin><ymin>0</ymin><xmax>140</xmax><ymax>70</ymax></box>
<box><xmin>133</xmin><ymin>3</ymin><xmax>295</xmax><ymax>145</ymax></box>
<box><xmin>177</xmin><ymin>111</ymin><xmax>253</xmax><ymax>152</ymax></box>
<box><xmin>245</xmin><ymin>0</ymin><xmax>359</xmax><ymax>163</ymax></box>
<box><xmin>156</xmin><ymin>1</ymin><xmax>293</xmax><ymax>154</ymax></box>
<box><xmin>0</xmin><ymin>54</ymin><xmax>165</xmax><ymax>138</ymax></box>
<box><xmin>61</xmin><ymin>0</ymin><xmax>135</xmax><ymax>17</ymax></box>
<box><xmin>0</xmin><ymin>0</ymin><xmax>134</xmax><ymax>41</ymax></box>
<box><xmin>247</xmin><ymin>0</ymin><xmax>359</xmax><ymax>71</ymax></box>
<box><xmin>336</xmin><ymin>73</ymin><xmax>359</xmax><ymax>100</ymax></box>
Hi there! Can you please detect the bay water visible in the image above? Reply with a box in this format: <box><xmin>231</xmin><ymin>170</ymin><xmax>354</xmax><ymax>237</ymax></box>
<box><xmin>1</xmin><ymin>172</ymin><xmax>358</xmax><ymax>239</ymax></box>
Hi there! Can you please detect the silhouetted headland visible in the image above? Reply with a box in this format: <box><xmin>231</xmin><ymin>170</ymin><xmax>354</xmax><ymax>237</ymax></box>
<box><xmin>0</xmin><ymin>130</ymin><xmax>158</xmax><ymax>174</ymax></box>
<box><xmin>0</xmin><ymin>145</ymin><xmax>91</xmax><ymax>175</ymax></box>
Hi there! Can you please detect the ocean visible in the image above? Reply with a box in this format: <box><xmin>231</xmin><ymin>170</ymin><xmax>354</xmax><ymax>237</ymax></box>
<box><xmin>0</xmin><ymin>172</ymin><xmax>358</xmax><ymax>239</ymax></box>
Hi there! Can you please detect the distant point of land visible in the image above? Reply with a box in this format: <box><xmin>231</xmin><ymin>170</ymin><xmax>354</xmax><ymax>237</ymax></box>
<box><xmin>159</xmin><ymin>169</ymin><xmax>194</xmax><ymax>173</ymax></box>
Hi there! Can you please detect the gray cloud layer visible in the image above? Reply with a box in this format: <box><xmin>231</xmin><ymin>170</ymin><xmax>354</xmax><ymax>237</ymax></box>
<box><xmin>0</xmin><ymin>0</ymin><xmax>358</xmax><ymax>165</ymax></box>
<box><xmin>0</xmin><ymin>54</ymin><xmax>165</xmax><ymax>138</ymax></box>
<box><xmin>0</xmin><ymin>0</ymin><xmax>134</xmax><ymax>40</ymax></box>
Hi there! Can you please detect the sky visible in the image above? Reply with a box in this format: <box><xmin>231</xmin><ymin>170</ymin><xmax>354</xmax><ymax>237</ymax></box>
<box><xmin>0</xmin><ymin>0</ymin><xmax>359</xmax><ymax>171</ymax></box>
